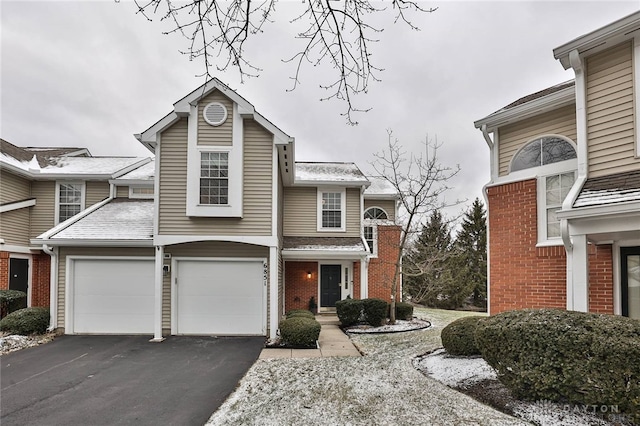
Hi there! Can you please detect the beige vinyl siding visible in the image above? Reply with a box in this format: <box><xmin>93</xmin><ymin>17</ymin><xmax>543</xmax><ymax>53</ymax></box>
<box><xmin>586</xmin><ymin>41</ymin><xmax>639</xmax><ymax>177</ymax></box>
<box><xmin>364</xmin><ymin>199</ymin><xmax>396</xmax><ymax>221</ymax></box>
<box><xmin>0</xmin><ymin>210</ymin><xmax>30</xmax><ymax>246</ymax></box>
<box><xmin>165</xmin><ymin>241</ymin><xmax>269</xmax><ymax>332</ymax></box>
<box><xmin>116</xmin><ymin>185</ymin><xmax>129</xmax><ymax>198</ymax></box>
<box><xmin>30</xmin><ymin>181</ymin><xmax>55</xmax><ymax>238</ymax></box>
<box><xmin>158</xmin><ymin>118</ymin><xmax>273</xmax><ymax>235</ymax></box>
<box><xmin>498</xmin><ymin>104</ymin><xmax>577</xmax><ymax>176</ymax></box>
<box><xmin>56</xmin><ymin>247</ymin><xmax>154</xmax><ymax>330</ymax></box>
<box><xmin>283</xmin><ymin>187</ymin><xmax>361</xmax><ymax>237</ymax></box>
<box><xmin>197</xmin><ymin>90</ymin><xmax>234</xmax><ymax>146</ymax></box>
<box><xmin>85</xmin><ymin>181</ymin><xmax>110</xmax><ymax>206</ymax></box>
<box><xmin>0</xmin><ymin>170</ymin><xmax>30</xmax><ymax>203</ymax></box>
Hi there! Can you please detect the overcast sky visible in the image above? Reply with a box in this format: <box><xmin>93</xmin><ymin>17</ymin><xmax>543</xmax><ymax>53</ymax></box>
<box><xmin>2</xmin><ymin>1</ymin><xmax>639</xmax><ymax>223</ymax></box>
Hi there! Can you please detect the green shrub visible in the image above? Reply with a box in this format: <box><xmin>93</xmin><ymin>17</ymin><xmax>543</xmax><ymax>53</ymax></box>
<box><xmin>441</xmin><ymin>316</ymin><xmax>484</xmax><ymax>356</ymax></box>
<box><xmin>286</xmin><ymin>309</ymin><xmax>315</xmax><ymax>320</ymax></box>
<box><xmin>362</xmin><ymin>298</ymin><xmax>388</xmax><ymax>326</ymax></box>
<box><xmin>475</xmin><ymin>309</ymin><xmax>640</xmax><ymax>415</ymax></box>
<box><xmin>0</xmin><ymin>307</ymin><xmax>50</xmax><ymax>335</ymax></box>
<box><xmin>395</xmin><ymin>302</ymin><xmax>414</xmax><ymax>320</ymax></box>
<box><xmin>0</xmin><ymin>290</ymin><xmax>27</xmax><ymax>319</ymax></box>
<box><xmin>336</xmin><ymin>299</ymin><xmax>363</xmax><ymax>326</ymax></box>
<box><xmin>279</xmin><ymin>317</ymin><xmax>321</xmax><ymax>347</ymax></box>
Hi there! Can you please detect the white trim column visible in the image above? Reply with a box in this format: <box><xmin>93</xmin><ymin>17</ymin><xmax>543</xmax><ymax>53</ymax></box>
<box><xmin>269</xmin><ymin>246</ymin><xmax>278</xmax><ymax>339</ymax></box>
<box><xmin>360</xmin><ymin>258</ymin><xmax>368</xmax><ymax>299</ymax></box>
<box><xmin>151</xmin><ymin>245</ymin><xmax>165</xmax><ymax>342</ymax></box>
<box><xmin>568</xmin><ymin>234</ymin><xmax>589</xmax><ymax>312</ymax></box>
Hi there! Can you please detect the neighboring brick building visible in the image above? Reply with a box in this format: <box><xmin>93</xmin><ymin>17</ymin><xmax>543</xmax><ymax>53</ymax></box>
<box><xmin>475</xmin><ymin>12</ymin><xmax>640</xmax><ymax>319</ymax></box>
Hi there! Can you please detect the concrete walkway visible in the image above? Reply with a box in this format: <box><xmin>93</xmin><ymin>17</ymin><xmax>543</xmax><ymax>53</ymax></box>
<box><xmin>259</xmin><ymin>315</ymin><xmax>361</xmax><ymax>359</ymax></box>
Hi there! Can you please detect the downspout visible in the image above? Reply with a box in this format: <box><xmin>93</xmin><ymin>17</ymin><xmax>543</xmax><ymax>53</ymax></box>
<box><xmin>480</xmin><ymin>125</ymin><xmax>494</xmax><ymax>314</ymax></box>
<box><xmin>42</xmin><ymin>244</ymin><xmax>58</xmax><ymax>332</ymax></box>
<box><xmin>562</xmin><ymin>48</ymin><xmax>589</xmax><ymax>310</ymax></box>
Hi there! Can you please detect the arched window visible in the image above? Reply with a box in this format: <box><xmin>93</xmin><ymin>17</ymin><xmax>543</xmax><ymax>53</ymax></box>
<box><xmin>364</xmin><ymin>207</ymin><xmax>388</xmax><ymax>220</ymax></box>
<box><xmin>510</xmin><ymin>136</ymin><xmax>576</xmax><ymax>172</ymax></box>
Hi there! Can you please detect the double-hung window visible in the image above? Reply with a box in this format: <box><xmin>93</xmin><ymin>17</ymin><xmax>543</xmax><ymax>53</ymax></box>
<box><xmin>543</xmin><ymin>172</ymin><xmax>575</xmax><ymax>239</ymax></box>
<box><xmin>56</xmin><ymin>182</ymin><xmax>84</xmax><ymax>224</ymax></box>
<box><xmin>200</xmin><ymin>152</ymin><xmax>229</xmax><ymax>205</ymax></box>
<box><xmin>364</xmin><ymin>226</ymin><xmax>375</xmax><ymax>254</ymax></box>
<box><xmin>318</xmin><ymin>189</ymin><xmax>346</xmax><ymax>232</ymax></box>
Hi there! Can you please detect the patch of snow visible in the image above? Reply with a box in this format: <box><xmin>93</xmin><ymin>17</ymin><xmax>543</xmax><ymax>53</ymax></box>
<box><xmin>512</xmin><ymin>400</ymin><xmax>628</xmax><ymax>426</ymax></box>
<box><xmin>0</xmin><ymin>152</ymin><xmax>30</xmax><ymax>170</ymax></box>
<box><xmin>116</xmin><ymin>159</ymin><xmax>155</xmax><ymax>180</ymax></box>
<box><xmin>346</xmin><ymin>318</ymin><xmax>431</xmax><ymax>334</ymax></box>
<box><xmin>414</xmin><ymin>348</ymin><xmax>497</xmax><ymax>388</ymax></box>
<box><xmin>295</xmin><ymin>162</ymin><xmax>369</xmax><ymax>183</ymax></box>
<box><xmin>0</xmin><ymin>333</ymin><xmax>55</xmax><ymax>355</ymax></box>
<box><xmin>364</xmin><ymin>176</ymin><xmax>398</xmax><ymax>196</ymax></box>
<box><xmin>41</xmin><ymin>157</ymin><xmax>148</xmax><ymax>175</ymax></box>
<box><xmin>285</xmin><ymin>244</ymin><xmax>365</xmax><ymax>251</ymax></box>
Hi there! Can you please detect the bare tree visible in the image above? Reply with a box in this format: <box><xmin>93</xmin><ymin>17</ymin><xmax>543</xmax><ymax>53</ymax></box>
<box><xmin>371</xmin><ymin>130</ymin><xmax>459</xmax><ymax>323</ymax></box>
<box><xmin>128</xmin><ymin>0</ymin><xmax>436</xmax><ymax>125</ymax></box>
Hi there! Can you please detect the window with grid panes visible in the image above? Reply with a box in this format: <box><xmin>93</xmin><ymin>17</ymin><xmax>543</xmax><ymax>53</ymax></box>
<box><xmin>545</xmin><ymin>172</ymin><xmax>575</xmax><ymax>238</ymax></box>
<box><xmin>200</xmin><ymin>152</ymin><xmax>229</xmax><ymax>205</ymax></box>
<box><xmin>58</xmin><ymin>183</ymin><xmax>83</xmax><ymax>222</ymax></box>
<box><xmin>322</xmin><ymin>192</ymin><xmax>342</xmax><ymax>228</ymax></box>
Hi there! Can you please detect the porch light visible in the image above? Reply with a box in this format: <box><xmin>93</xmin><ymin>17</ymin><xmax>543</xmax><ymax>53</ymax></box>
<box><xmin>307</xmin><ymin>271</ymin><xmax>312</xmax><ymax>279</ymax></box>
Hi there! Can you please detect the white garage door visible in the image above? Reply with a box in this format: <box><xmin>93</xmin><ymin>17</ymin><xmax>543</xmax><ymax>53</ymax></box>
<box><xmin>175</xmin><ymin>259</ymin><xmax>265</xmax><ymax>335</ymax></box>
<box><xmin>71</xmin><ymin>258</ymin><xmax>155</xmax><ymax>334</ymax></box>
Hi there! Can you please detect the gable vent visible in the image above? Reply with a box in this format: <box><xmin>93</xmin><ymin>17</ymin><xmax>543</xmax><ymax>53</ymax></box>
<box><xmin>203</xmin><ymin>102</ymin><xmax>228</xmax><ymax>126</ymax></box>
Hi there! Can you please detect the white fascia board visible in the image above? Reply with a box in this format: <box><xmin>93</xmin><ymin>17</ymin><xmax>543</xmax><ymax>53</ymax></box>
<box><xmin>0</xmin><ymin>244</ymin><xmax>39</xmax><ymax>254</ymax></box>
<box><xmin>363</xmin><ymin>194</ymin><xmax>400</xmax><ymax>200</ymax></box>
<box><xmin>0</xmin><ymin>198</ymin><xmax>36</xmax><ymax>213</ymax></box>
<box><xmin>484</xmin><ymin>159</ymin><xmax>578</xmax><ymax>189</ymax></box>
<box><xmin>281</xmin><ymin>249</ymin><xmax>368</xmax><ymax>260</ymax></box>
<box><xmin>37</xmin><ymin>197</ymin><xmax>113</xmax><ymax>240</ymax></box>
<box><xmin>252</xmin><ymin>113</ymin><xmax>294</xmax><ymax>145</ymax></box>
<box><xmin>553</xmin><ymin>11</ymin><xmax>640</xmax><ymax>69</ymax></box>
<box><xmin>0</xmin><ymin>161</ymin><xmax>36</xmax><ymax>179</ymax></box>
<box><xmin>474</xmin><ymin>86</ymin><xmax>575</xmax><ymax>131</ymax></box>
<box><xmin>108</xmin><ymin>179</ymin><xmax>154</xmax><ymax>186</ymax></box>
<box><xmin>138</xmin><ymin>112</ymin><xmax>180</xmax><ymax>145</ymax></box>
<box><xmin>556</xmin><ymin>200</ymin><xmax>640</xmax><ymax>220</ymax></box>
<box><xmin>30</xmin><ymin>239</ymin><xmax>153</xmax><ymax>247</ymax></box>
<box><xmin>154</xmin><ymin>234</ymin><xmax>278</xmax><ymax>247</ymax></box>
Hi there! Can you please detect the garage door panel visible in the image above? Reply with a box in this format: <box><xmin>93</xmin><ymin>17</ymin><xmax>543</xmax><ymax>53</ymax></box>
<box><xmin>72</xmin><ymin>259</ymin><xmax>154</xmax><ymax>334</ymax></box>
<box><xmin>176</xmin><ymin>260</ymin><xmax>264</xmax><ymax>335</ymax></box>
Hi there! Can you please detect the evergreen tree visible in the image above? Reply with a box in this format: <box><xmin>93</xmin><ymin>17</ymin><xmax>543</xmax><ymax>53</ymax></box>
<box><xmin>404</xmin><ymin>210</ymin><xmax>461</xmax><ymax>308</ymax></box>
<box><xmin>454</xmin><ymin>198</ymin><xmax>488</xmax><ymax>308</ymax></box>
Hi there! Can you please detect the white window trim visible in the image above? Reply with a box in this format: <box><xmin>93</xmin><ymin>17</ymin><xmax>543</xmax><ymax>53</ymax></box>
<box><xmin>364</xmin><ymin>206</ymin><xmax>389</xmax><ymax>220</ymax></box>
<box><xmin>363</xmin><ymin>221</ymin><xmax>378</xmax><ymax>257</ymax></box>
<box><xmin>317</xmin><ymin>187</ymin><xmax>346</xmax><ymax>232</ymax></box>
<box><xmin>537</xmin><ymin>169</ymin><xmax>576</xmax><ymax>244</ymax></box>
<box><xmin>129</xmin><ymin>185</ymin><xmax>155</xmax><ymax>199</ymax></box>
<box><xmin>55</xmin><ymin>181</ymin><xmax>86</xmax><ymax>225</ymax></box>
<box><xmin>186</xmin><ymin>102</ymin><xmax>243</xmax><ymax>217</ymax></box>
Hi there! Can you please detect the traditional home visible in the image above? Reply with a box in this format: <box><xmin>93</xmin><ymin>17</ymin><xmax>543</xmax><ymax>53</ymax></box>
<box><xmin>23</xmin><ymin>79</ymin><xmax>400</xmax><ymax>340</ymax></box>
<box><xmin>474</xmin><ymin>12</ymin><xmax>640</xmax><ymax>319</ymax></box>
<box><xmin>0</xmin><ymin>140</ymin><xmax>150</xmax><ymax>309</ymax></box>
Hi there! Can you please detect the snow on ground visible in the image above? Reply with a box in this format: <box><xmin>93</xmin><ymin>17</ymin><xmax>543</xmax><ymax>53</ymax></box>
<box><xmin>415</xmin><ymin>346</ymin><xmax>637</xmax><ymax>426</ymax></box>
<box><xmin>207</xmin><ymin>308</ymin><xmax>526</xmax><ymax>426</ymax></box>
<box><xmin>414</xmin><ymin>348</ymin><xmax>496</xmax><ymax>387</ymax></box>
<box><xmin>345</xmin><ymin>318</ymin><xmax>431</xmax><ymax>334</ymax></box>
<box><xmin>0</xmin><ymin>333</ymin><xmax>55</xmax><ymax>355</ymax></box>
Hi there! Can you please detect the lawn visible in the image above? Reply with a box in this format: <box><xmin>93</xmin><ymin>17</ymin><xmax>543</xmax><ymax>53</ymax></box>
<box><xmin>206</xmin><ymin>308</ymin><xmax>526</xmax><ymax>425</ymax></box>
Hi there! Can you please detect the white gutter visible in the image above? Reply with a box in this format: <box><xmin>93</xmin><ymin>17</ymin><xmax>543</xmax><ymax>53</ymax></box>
<box><xmin>31</xmin><ymin>239</ymin><xmax>154</xmax><ymax>247</ymax></box>
<box><xmin>42</xmin><ymin>244</ymin><xmax>58</xmax><ymax>332</ymax></box>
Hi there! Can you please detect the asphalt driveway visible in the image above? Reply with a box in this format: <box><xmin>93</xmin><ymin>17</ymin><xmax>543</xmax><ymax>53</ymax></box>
<box><xmin>1</xmin><ymin>335</ymin><xmax>264</xmax><ymax>426</ymax></box>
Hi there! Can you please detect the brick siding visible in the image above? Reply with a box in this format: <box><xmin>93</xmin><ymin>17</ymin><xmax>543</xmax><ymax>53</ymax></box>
<box><xmin>284</xmin><ymin>261</ymin><xmax>318</xmax><ymax>312</ymax></box>
<box><xmin>0</xmin><ymin>251</ymin><xmax>9</xmax><ymax>290</ymax></box>
<box><xmin>31</xmin><ymin>253</ymin><xmax>50</xmax><ymax>307</ymax></box>
<box><xmin>368</xmin><ymin>225</ymin><xmax>401</xmax><ymax>302</ymax></box>
<box><xmin>488</xmin><ymin>179</ymin><xmax>614</xmax><ymax>315</ymax></box>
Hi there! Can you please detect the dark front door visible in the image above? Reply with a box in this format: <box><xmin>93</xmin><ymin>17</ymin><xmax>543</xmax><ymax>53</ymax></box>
<box><xmin>621</xmin><ymin>247</ymin><xmax>640</xmax><ymax>320</ymax></box>
<box><xmin>320</xmin><ymin>264</ymin><xmax>341</xmax><ymax>307</ymax></box>
<box><xmin>9</xmin><ymin>258</ymin><xmax>29</xmax><ymax>309</ymax></box>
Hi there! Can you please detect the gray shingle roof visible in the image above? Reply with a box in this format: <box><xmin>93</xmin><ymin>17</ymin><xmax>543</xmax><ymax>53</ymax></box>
<box><xmin>574</xmin><ymin>170</ymin><xmax>640</xmax><ymax>208</ymax></box>
<box><xmin>295</xmin><ymin>162</ymin><xmax>369</xmax><ymax>184</ymax></box>
<box><xmin>49</xmin><ymin>199</ymin><xmax>154</xmax><ymax>240</ymax></box>
<box><xmin>283</xmin><ymin>237</ymin><xmax>366</xmax><ymax>252</ymax></box>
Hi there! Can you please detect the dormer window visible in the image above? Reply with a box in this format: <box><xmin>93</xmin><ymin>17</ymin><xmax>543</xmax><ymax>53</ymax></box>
<box><xmin>510</xmin><ymin>136</ymin><xmax>576</xmax><ymax>172</ymax></box>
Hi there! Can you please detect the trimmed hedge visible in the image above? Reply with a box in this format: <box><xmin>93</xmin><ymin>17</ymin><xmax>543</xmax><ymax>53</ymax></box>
<box><xmin>336</xmin><ymin>299</ymin><xmax>363</xmax><ymax>326</ymax></box>
<box><xmin>395</xmin><ymin>302</ymin><xmax>414</xmax><ymax>321</ymax></box>
<box><xmin>286</xmin><ymin>310</ymin><xmax>316</xmax><ymax>320</ymax></box>
<box><xmin>363</xmin><ymin>298</ymin><xmax>388</xmax><ymax>326</ymax></box>
<box><xmin>441</xmin><ymin>316</ymin><xmax>484</xmax><ymax>356</ymax></box>
<box><xmin>279</xmin><ymin>317</ymin><xmax>321</xmax><ymax>347</ymax></box>
<box><xmin>0</xmin><ymin>290</ymin><xmax>27</xmax><ymax>319</ymax></box>
<box><xmin>475</xmin><ymin>309</ymin><xmax>640</xmax><ymax>414</ymax></box>
<box><xmin>0</xmin><ymin>307</ymin><xmax>50</xmax><ymax>335</ymax></box>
